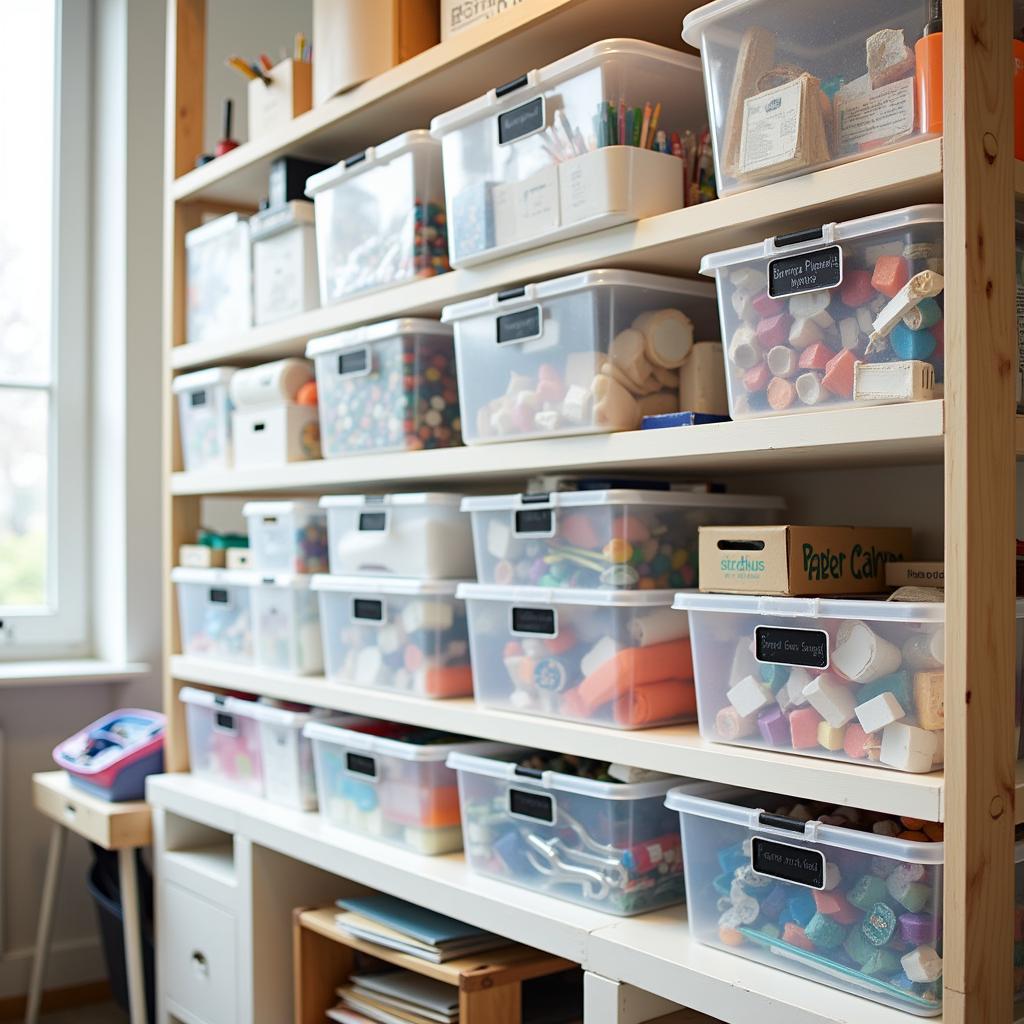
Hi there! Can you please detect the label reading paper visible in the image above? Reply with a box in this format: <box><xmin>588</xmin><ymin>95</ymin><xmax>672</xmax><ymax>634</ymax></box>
<box><xmin>752</xmin><ymin>837</ymin><xmax>825</xmax><ymax>888</ymax></box>
<box><xmin>768</xmin><ymin>245</ymin><xmax>842</xmax><ymax>297</ymax></box>
<box><xmin>755</xmin><ymin>625</ymin><xmax>829</xmax><ymax>669</ymax></box>
<box><xmin>739</xmin><ymin>78</ymin><xmax>802</xmax><ymax>175</ymax></box>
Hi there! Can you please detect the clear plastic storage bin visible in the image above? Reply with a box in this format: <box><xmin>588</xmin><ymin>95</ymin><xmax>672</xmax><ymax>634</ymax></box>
<box><xmin>682</xmin><ymin>0</ymin><xmax>938</xmax><ymax>196</ymax></box>
<box><xmin>307</xmin><ymin>319</ymin><xmax>460</xmax><ymax>458</ymax></box>
<box><xmin>185</xmin><ymin>213</ymin><xmax>251</xmax><ymax>345</ymax></box>
<box><xmin>430</xmin><ymin>40</ymin><xmax>705</xmax><ymax>267</ymax></box>
<box><xmin>673</xmin><ymin>593</ymin><xmax>1024</xmax><ymax>774</ymax></box>
<box><xmin>179</xmin><ymin>688</ymin><xmax>264</xmax><ymax>795</ymax></box>
<box><xmin>305</xmin><ymin>131</ymin><xmax>449</xmax><ymax>306</ymax></box>
<box><xmin>251</xmin><ymin>200</ymin><xmax>319</xmax><ymax>326</ymax></box>
<box><xmin>668</xmin><ymin>787</ymin><xmax>944</xmax><ymax>1016</ymax></box>
<box><xmin>172</xmin><ymin>568</ymin><xmax>254</xmax><ymax>664</ymax></box>
<box><xmin>450</xmin><ymin>750</ymin><xmax>693</xmax><ymax>914</ymax></box>
<box><xmin>443</xmin><ymin>270</ymin><xmax>720</xmax><ymax>444</ymax></box>
<box><xmin>173</xmin><ymin>367</ymin><xmax>238</xmax><ymax>473</ymax></box>
<box><xmin>243</xmin><ymin>501</ymin><xmax>328</xmax><ymax>574</ymax></box>
<box><xmin>702</xmin><ymin>205</ymin><xmax>945</xmax><ymax>419</ymax></box>
<box><xmin>463</xmin><ymin>488</ymin><xmax>784</xmax><ymax>590</ymax></box>
<box><xmin>458</xmin><ymin>583</ymin><xmax>695</xmax><ymax>729</ymax></box>
<box><xmin>305</xmin><ymin>721</ymin><xmax>508</xmax><ymax>854</ymax></box>
<box><xmin>313</xmin><ymin>576</ymin><xmax>472</xmax><ymax>699</ymax></box>
<box><xmin>320</xmin><ymin>493</ymin><xmax>474</xmax><ymax>579</ymax></box>
<box><xmin>251</xmin><ymin>573</ymin><xmax>323</xmax><ymax>675</ymax></box>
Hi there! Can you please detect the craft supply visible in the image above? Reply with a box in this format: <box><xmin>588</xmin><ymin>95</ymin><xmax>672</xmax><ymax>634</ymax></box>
<box><xmin>173</xmin><ymin>567</ymin><xmax>255</xmax><ymax>664</ymax></box>
<box><xmin>251</xmin><ymin>201</ymin><xmax>318</xmax><ymax>325</ymax></box>
<box><xmin>251</xmin><ymin>573</ymin><xmax>323</xmax><ymax>675</ymax></box>
<box><xmin>244</xmin><ymin>501</ymin><xmax>327</xmax><ymax>574</ymax></box>
<box><xmin>915</xmin><ymin>1</ymin><xmax>943</xmax><ymax>135</ymax></box>
<box><xmin>173</xmin><ymin>366</ymin><xmax>239</xmax><ymax>472</ymax></box>
<box><xmin>215</xmin><ymin>98</ymin><xmax>239</xmax><ymax>156</ymax></box>
<box><xmin>184</xmin><ymin>213</ymin><xmax>252</xmax><ymax>345</ymax></box>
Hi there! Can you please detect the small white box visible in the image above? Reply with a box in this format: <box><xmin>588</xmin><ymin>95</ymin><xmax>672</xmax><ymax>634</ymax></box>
<box><xmin>185</xmin><ymin>213</ymin><xmax>251</xmax><ymax>345</ymax></box>
<box><xmin>173</xmin><ymin>367</ymin><xmax>238</xmax><ymax>473</ymax></box>
<box><xmin>233</xmin><ymin>403</ymin><xmax>320</xmax><ymax>467</ymax></box>
<box><xmin>251</xmin><ymin>201</ymin><xmax>319</xmax><ymax>326</ymax></box>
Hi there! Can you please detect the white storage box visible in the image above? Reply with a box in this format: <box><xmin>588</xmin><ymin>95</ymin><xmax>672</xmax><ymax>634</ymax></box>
<box><xmin>185</xmin><ymin>213</ymin><xmax>252</xmax><ymax>345</ymax></box>
<box><xmin>430</xmin><ymin>40</ymin><xmax>705</xmax><ymax>267</ymax></box>
<box><xmin>443</xmin><ymin>270</ymin><xmax>720</xmax><ymax>444</ymax></box>
<box><xmin>450</xmin><ymin>750</ymin><xmax>692</xmax><ymax>914</ymax></box>
<box><xmin>682</xmin><ymin>0</ymin><xmax>936</xmax><ymax>196</ymax></box>
<box><xmin>321</xmin><ymin>493</ymin><xmax>474</xmax><ymax>578</ymax></box>
<box><xmin>243</xmin><ymin>500</ymin><xmax>328</xmax><ymax>574</ymax></box>
<box><xmin>702</xmin><ymin>205</ymin><xmax>945</xmax><ymax>419</ymax></box>
<box><xmin>306</xmin><ymin>721</ymin><xmax>509</xmax><ymax>854</ymax></box>
<box><xmin>252</xmin><ymin>573</ymin><xmax>323</xmax><ymax>675</ymax></box>
<box><xmin>313</xmin><ymin>575</ymin><xmax>472</xmax><ymax>698</ymax></box>
<box><xmin>463</xmin><ymin>488</ymin><xmax>784</xmax><ymax>590</ymax></box>
<box><xmin>458</xmin><ymin>583</ymin><xmax>695</xmax><ymax>729</ymax></box>
<box><xmin>179</xmin><ymin>688</ymin><xmax>264</xmax><ymax>796</ymax></box>
<box><xmin>305</xmin><ymin>131</ymin><xmax>450</xmax><ymax>306</ymax></box>
<box><xmin>668</xmin><ymin>787</ymin><xmax>944</xmax><ymax>1016</ymax></box>
<box><xmin>251</xmin><ymin>201</ymin><xmax>319</xmax><ymax>326</ymax></box>
<box><xmin>307</xmin><ymin>319</ymin><xmax>461</xmax><ymax>458</ymax></box>
<box><xmin>172</xmin><ymin>568</ymin><xmax>254</xmax><ymax>664</ymax></box>
<box><xmin>173</xmin><ymin>367</ymin><xmax>238</xmax><ymax>473</ymax></box>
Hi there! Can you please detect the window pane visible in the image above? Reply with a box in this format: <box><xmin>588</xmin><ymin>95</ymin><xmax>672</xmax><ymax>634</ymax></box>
<box><xmin>0</xmin><ymin>1</ymin><xmax>55</xmax><ymax>383</ymax></box>
<box><xmin>0</xmin><ymin>388</ymin><xmax>48</xmax><ymax>608</ymax></box>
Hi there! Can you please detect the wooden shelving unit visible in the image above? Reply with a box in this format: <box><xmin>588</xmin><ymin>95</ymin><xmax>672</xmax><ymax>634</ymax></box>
<box><xmin>160</xmin><ymin>1</ymin><xmax>1019</xmax><ymax>1022</ymax></box>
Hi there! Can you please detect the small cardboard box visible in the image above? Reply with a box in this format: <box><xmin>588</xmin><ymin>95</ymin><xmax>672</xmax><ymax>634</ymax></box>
<box><xmin>698</xmin><ymin>524</ymin><xmax>913</xmax><ymax>596</ymax></box>
<box><xmin>885</xmin><ymin>561</ymin><xmax>944</xmax><ymax>589</ymax></box>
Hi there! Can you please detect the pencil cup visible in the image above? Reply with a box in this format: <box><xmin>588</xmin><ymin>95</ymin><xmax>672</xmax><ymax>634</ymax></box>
<box><xmin>248</xmin><ymin>59</ymin><xmax>312</xmax><ymax>140</ymax></box>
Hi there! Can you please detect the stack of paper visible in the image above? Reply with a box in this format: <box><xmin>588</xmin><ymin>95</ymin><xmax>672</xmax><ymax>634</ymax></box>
<box><xmin>328</xmin><ymin>970</ymin><xmax>460</xmax><ymax>1024</ymax></box>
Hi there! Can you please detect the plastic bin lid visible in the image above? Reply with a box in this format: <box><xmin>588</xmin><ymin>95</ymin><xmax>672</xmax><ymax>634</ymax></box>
<box><xmin>250</xmin><ymin>199</ymin><xmax>315</xmax><ymax>241</ymax></box>
<box><xmin>699</xmin><ymin>205</ymin><xmax>944</xmax><ymax>277</ymax></box>
<box><xmin>306</xmin><ymin>318</ymin><xmax>453</xmax><ymax>359</ymax></box>
<box><xmin>430</xmin><ymin>39</ymin><xmax>700</xmax><ymax>137</ymax></box>
<box><xmin>172</xmin><ymin>367</ymin><xmax>239</xmax><ymax>393</ymax></box>
<box><xmin>319</xmin><ymin>493</ymin><xmax>465</xmax><ymax>510</ymax></box>
<box><xmin>184</xmin><ymin>211</ymin><xmax>249</xmax><ymax>248</ymax></box>
<box><xmin>665</xmin><ymin>786</ymin><xmax>944</xmax><ymax>863</ymax></box>
<box><xmin>447</xmin><ymin>750</ymin><xmax>704</xmax><ymax>800</ymax></box>
<box><xmin>303</xmin><ymin>719</ymin><xmax>511</xmax><ymax>761</ymax></box>
<box><xmin>242</xmin><ymin>500</ymin><xmax>324</xmax><ymax>518</ymax></box>
<box><xmin>671</xmin><ymin>591</ymin><xmax>953</xmax><ymax>622</ymax></box>
<box><xmin>441</xmin><ymin>269</ymin><xmax>715</xmax><ymax>323</ymax></box>
<box><xmin>252</xmin><ymin>572</ymin><xmax>315</xmax><ymax>590</ymax></box>
<box><xmin>305</xmin><ymin>129</ymin><xmax>439</xmax><ymax>197</ymax></box>
<box><xmin>170</xmin><ymin>566</ymin><xmax>258</xmax><ymax>587</ymax></box>
<box><xmin>681</xmin><ymin>0</ymin><xmax>780</xmax><ymax>46</ymax></box>
<box><xmin>311</xmin><ymin>574</ymin><xmax>466</xmax><ymax>597</ymax></box>
<box><xmin>179</xmin><ymin>687</ymin><xmax>337</xmax><ymax>728</ymax></box>
<box><xmin>457</xmin><ymin>582</ymin><xmax>682</xmax><ymax>607</ymax></box>
<box><xmin>461</xmin><ymin>489</ymin><xmax>785</xmax><ymax>512</ymax></box>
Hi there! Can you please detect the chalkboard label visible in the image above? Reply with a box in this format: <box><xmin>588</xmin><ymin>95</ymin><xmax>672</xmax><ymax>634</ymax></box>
<box><xmin>190</xmin><ymin>390</ymin><xmax>207</xmax><ymax>407</ymax></box>
<box><xmin>358</xmin><ymin>511</ymin><xmax>388</xmax><ymax>532</ymax></box>
<box><xmin>214</xmin><ymin>712</ymin><xmax>238</xmax><ymax>734</ymax></box>
<box><xmin>353</xmin><ymin>598</ymin><xmax>384</xmax><ymax>622</ymax></box>
<box><xmin>511</xmin><ymin>606</ymin><xmax>556</xmax><ymax>636</ymax></box>
<box><xmin>346</xmin><ymin>752</ymin><xmax>377</xmax><ymax>778</ymax></box>
<box><xmin>751</xmin><ymin>837</ymin><xmax>825</xmax><ymax>889</ymax></box>
<box><xmin>514</xmin><ymin>507</ymin><xmax>553</xmax><ymax>535</ymax></box>
<box><xmin>509</xmin><ymin>788</ymin><xmax>554</xmax><ymax>823</ymax></box>
<box><xmin>497</xmin><ymin>306</ymin><xmax>541</xmax><ymax>344</ymax></box>
<box><xmin>338</xmin><ymin>348</ymin><xmax>369</xmax><ymax>376</ymax></box>
<box><xmin>755</xmin><ymin>625</ymin><xmax>829</xmax><ymax>669</ymax></box>
<box><xmin>208</xmin><ymin>588</ymin><xmax>229</xmax><ymax>604</ymax></box>
<box><xmin>498</xmin><ymin>96</ymin><xmax>545</xmax><ymax>144</ymax></box>
<box><xmin>767</xmin><ymin>245</ymin><xmax>842</xmax><ymax>298</ymax></box>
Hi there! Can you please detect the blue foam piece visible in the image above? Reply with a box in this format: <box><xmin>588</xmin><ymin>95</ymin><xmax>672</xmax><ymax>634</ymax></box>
<box><xmin>641</xmin><ymin>412</ymin><xmax>730</xmax><ymax>429</ymax></box>
<box><xmin>786</xmin><ymin>889</ymin><xmax>818</xmax><ymax>927</ymax></box>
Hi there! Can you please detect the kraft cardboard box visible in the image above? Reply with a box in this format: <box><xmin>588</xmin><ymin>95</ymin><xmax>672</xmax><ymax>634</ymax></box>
<box><xmin>699</xmin><ymin>525</ymin><xmax>913</xmax><ymax>596</ymax></box>
<box><xmin>885</xmin><ymin>561</ymin><xmax>944</xmax><ymax>589</ymax></box>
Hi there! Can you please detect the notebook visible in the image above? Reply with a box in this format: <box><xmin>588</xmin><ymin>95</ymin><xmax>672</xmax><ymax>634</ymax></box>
<box><xmin>336</xmin><ymin>895</ymin><xmax>490</xmax><ymax>946</ymax></box>
<box><xmin>335</xmin><ymin>910</ymin><xmax>508</xmax><ymax>963</ymax></box>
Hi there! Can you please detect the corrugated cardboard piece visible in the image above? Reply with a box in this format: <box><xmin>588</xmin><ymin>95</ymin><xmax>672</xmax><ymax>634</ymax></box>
<box><xmin>699</xmin><ymin>524</ymin><xmax>913</xmax><ymax>596</ymax></box>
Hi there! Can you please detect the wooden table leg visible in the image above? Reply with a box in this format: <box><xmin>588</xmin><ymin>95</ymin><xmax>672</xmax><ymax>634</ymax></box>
<box><xmin>118</xmin><ymin>848</ymin><xmax>148</xmax><ymax>1024</ymax></box>
<box><xmin>24</xmin><ymin>823</ymin><xmax>67</xmax><ymax>1024</ymax></box>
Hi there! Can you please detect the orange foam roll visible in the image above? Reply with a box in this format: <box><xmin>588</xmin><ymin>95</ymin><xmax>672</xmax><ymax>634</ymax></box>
<box><xmin>423</xmin><ymin>665</ymin><xmax>474</xmax><ymax>698</ymax></box>
<box><xmin>613</xmin><ymin>677</ymin><xmax>696</xmax><ymax>727</ymax></box>
<box><xmin>576</xmin><ymin>638</ymin><xmax>693</xmax><ymax>713</ymax></box>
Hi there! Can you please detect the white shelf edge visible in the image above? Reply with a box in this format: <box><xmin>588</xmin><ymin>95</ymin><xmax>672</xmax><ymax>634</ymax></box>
<box><xmin>169</xmin><ymin>656</ymin><xmax>946</xmax><ymax>822</ymax></box>
<box><xmin>0</xmin><ymin>659</ymin><xmax>150</xmax><ymax>688</ymax></box>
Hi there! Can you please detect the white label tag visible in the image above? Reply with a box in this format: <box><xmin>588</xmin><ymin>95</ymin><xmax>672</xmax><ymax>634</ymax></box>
<box><xmin>837</xmin><ymin>77</ymin><xmax>915</xmax><ymax>153</ymax></box>
<box><xmin>739</xmin><ymin>78</ymin><xmax>802</xmax><ymax>175</ymax></box>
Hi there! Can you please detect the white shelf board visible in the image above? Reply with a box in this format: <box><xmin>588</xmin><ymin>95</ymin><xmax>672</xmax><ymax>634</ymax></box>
<box><xmin>0</xmin><ymin>659</ymin><xmax>150</xmax><ymax>688</ymax></box>
<box><xmin>171</xmin><ymin>140</ymin><xmax>943</xmax><ymax>372</ymax></box>
<box><xmin>147</xmin><ymin>773</ymin><xmax>933</xmax><ymax>1024</ymax></box>
<box><xmin>171</xmin><ymin>400</ymin><xmax>946</xmax><ymax>496</ymax></box>
<box><xmin>170</xmin><ymin>656</ymin><xmax>946</xmax><ymax>821</ymax></box>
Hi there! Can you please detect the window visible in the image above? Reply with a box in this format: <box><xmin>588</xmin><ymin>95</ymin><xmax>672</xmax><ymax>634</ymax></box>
<box><xmin>0</xmin><ymin>0</ymin><xmax>90</xmax><ymax>657</ymax></box>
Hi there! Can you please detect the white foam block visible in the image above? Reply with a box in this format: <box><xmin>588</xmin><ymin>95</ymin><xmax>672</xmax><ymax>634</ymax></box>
<box><xmin>832</xmin><ymin>620</ymin><xmax>902</xmax><ymax>682</ymax></box>
<box><xmin>879</xmin><ymin>721</ymin><xmax>937</xmax><ymax>773</ymax></box>
<box><xmin>401</xmin><ymin>599</ymin><xmax>454</xmax><ymax>634</ymax></box>
<box><xmin>802</xmin><ymin>672</ymin><xmax>857</xmax><ymax>728</ymax></box>
<box><xmin>856</xmin><ymin>692</ymin><xmax>907</xmax><ymax>734</ymax></box>
<box><xmin>726</xmin><ymin>674</ymin><xmax>773</xmax><ymax>718</ymax></box>
<box><xmin>901</xmin><ymin>945</ymin><xmax>942</xmax><ymax>983</ymax></box>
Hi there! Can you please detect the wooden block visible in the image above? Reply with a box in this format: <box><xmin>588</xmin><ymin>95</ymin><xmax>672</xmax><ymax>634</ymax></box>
<box><xmin>179</xmin><ymin>543</ymin><xmax>224</xmax><ymax>568</ymax></box>
<box><xmin>854</xmin><ymin>360</ymin><xmax>936</xmax><ymax>403</ymax></box>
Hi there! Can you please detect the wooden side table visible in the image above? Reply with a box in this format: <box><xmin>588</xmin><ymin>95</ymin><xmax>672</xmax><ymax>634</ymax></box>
<box><xmin>26</xmin><ymin>771</ymin><xmax>152</xmax><ymax>1024</ymax></box>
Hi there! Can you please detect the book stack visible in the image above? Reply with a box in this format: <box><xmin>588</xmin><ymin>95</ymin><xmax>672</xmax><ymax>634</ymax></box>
<box><xmin>328</xmin><ymin>971</ymin><xmax>459</xmax><ymax>1024</ymax></box>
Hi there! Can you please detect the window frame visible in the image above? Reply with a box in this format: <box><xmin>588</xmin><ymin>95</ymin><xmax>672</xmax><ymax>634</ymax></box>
<box><xmin>0</xmin><ymin>0</ymin><xmax>91</xmax><ymax>659</ymax></box>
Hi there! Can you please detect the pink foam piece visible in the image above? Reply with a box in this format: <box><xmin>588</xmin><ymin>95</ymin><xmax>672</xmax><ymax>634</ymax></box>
<box><xmin>798</xmin><ymin>341</ymin><xmax>835</xmax><ymax>371</ymax></box>
<box><xmin>743</xmin><ymin>362</ymin><xmax>771</xmax><ymax>392</ymax></box>
<box><xmin>843</xmin><ymin>722</ymin><xmax>874</xmax><ymax>759</ymax></box>
<box><xmin>789</xmin><ymin>706</ymin><xmax>824</xmax><ymax>748</ymax></box>
<box><xmin>756</xmin><ymin>313</ymin><xmax>793</xmax><ymax>349</ymax></box>
<box><xmin>752</xmin><ymin>291</ymin><xmax>784</xmax><ymax>318</ymax></box>
<box><xmin>823</xmin><ymin>348</ymin><xmax>857</xmax><ymax>398</ymax></box>
<box><xmin>840</xmin><ymin>269</ymin><xmax>876</xmax><ymax>308</ymax></box>
<box><xmin>767</xmin><ymin>376</ymin><xmax>796</xmax><ymax>411</ymax></box>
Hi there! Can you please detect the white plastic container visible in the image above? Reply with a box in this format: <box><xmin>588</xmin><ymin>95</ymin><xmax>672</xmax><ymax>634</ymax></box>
<box><xmin>305</xmin><ymin>131</ymin><xmax>450</xmax><ymax>306</ymax></box>
<box><xmin>668</xmin><ymin>787</ymin><xmax>944</xmax><ymax>1016</ymax></box>
<box><xmin>173</xmin><ymin>367</ymin><xmax>238</xmax><ymax>473</ymax></box>
<box><xmin>682</xmin><ymin>0</ymin><xmax>936</xmax><ymax>197</ymax></box>
<box><xmin>305</xmin><ymin>721</ymin><xmax>509</xmax><ymax>854</ymax></box>
<box><xmin>172</xmin><ymin>568</ymin><xmax>254</xmax><ymax>664</ymax></box>
<box><xmin>430</xmin><ymin>40</ymin><xmax>705</xmax><ymax>267</ymax></box>
<box><xmin>243</xmin><ymin>501</ymin><xmax>328</xmax><ymax>574</ymax></box>
<box><xmin>320</xmin><ymin>493</ymin><xmax>473</xmax><ymax>579</ymax></box>
<box><xmin>463</xmin><ymin>489</ymin><xmax>784</xmax><ymax>590</ymax></box>
<box><xmin>313</xmin><ymin>575</ymin><xmax>472</xmax><ymax>698</ymax></box>
<box><xmin>450</xmin><ymin>750</ymin><xmax>691</xmax><ymax>914</ymax></box>
<box><xmin>185</xmin><ymin>213</ymin><xmax>252</xmax><ymax>345</ymax></box>
<box><xmin>306</xmin><ymin>319</ymin><xmax>461</xmax><ymax>458</ymax></box>
<box><xmin>443</xmin><ymin>270</ymin><xmax>720</xmax><ymax>444</ymax></box>
<box><xmin>251</xmin><ymin>200</ymin><xmax>319</xmax><ymax>326</ymax></box>
<box><xmin>179</xmin><ymin>688</ymin><xmax>264</xmax><ymax>795</ymax></box>
<box><xmin>458</xmin><ymin>583</ymin><xmax>695</xmax><ymax>729</ymax></box>
<box><xmin>251</xmin><ymin>573</ymin><xmax>323</xmax><ymax>675</ymax></box>
<box><xmin>701</xmin><ymin>205</ymin><xmax>945</xmax><ymax>419</ymax></box>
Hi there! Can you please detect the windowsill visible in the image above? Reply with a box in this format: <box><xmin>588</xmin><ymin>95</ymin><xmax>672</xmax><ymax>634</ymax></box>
<box><xmin>0</xmin><ymin>659</ymin><xmax>150</xmax><ymax>688</ymax></box>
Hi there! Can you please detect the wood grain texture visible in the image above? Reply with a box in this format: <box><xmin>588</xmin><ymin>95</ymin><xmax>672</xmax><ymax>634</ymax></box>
<box><xmin>33</xmin><ymin>772</ymin><xmax>151</xmax><ymax>850</ymax></box>
<box><xmin>293</xmin><ymin>909</ymin><xmax>355</xmax><ymax>1024</ymax></box>
<box><xmin>941</xmin><ymin>0</ymin><xmax>1017</xmax><ymax>1021</ymax></box>
<box><xmin>167</xmin><ymin>0</ymin><xmax>205</xmax><ymax>179</ymax></box>
<box><xmin>460</xmin><ymin>980</ymin><xmax>521</xmax><ymax>1024</ymax></box>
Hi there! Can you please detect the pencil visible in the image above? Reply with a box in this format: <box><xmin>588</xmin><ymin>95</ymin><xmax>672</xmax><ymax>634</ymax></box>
<box><xmin>639</xmin><ymin>102</ymin><xmax>652</xmax><ymax>149</ymax></box>
<box><xmin>226</xmin><ymin>56</ymin><xmax>259</xmax><ymax>81</ymax></box>
<box><xmin>647</xmin><ymin>102</ymin><xmax>661</xmax><ymax>148</ymax></box>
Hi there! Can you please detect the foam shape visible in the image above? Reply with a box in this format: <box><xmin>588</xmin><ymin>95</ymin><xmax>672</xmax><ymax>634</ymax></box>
<box><xmin>731</xmin><ymin>266</ymin><xmax>766</xmax><ymax>294</ymax></box>
<box><xmin>715</xmin><ymin>705</ymin><xmax>759</xmax><ymax>740</ymax></box>
<box><xmin>354</xmin><ymin>646</ymin><xmax>385</xmax><ymax>687</ymax></box>
<box><xmin>912</xmin><ymin>670</ymin><xmax>944</xmax><ymax>730</ymax></box>
<box><xmin>817</xmin><ymin>720</ymin><xmax>846</xmax><ymax>750</ymax></box>
<box><xmin>831</xmin><ymin>620</ymin><xmax>903</xmax><ymax>682</ymax></box>
<box><xmin>730</xmin><ymin>640</ymin><xmax>761</xmax><ymax>686</ymax></box>
<box><xmin>777</xmin><ymin>667</ymin><xmax>812</xmax><ymax>711</ymax></box>
<box><xmin>756</xmin><ymin>313</ymin><xmax>792</xmax><ymax>349</ymax></box>
<box><xmin>743</xmin><ymin>363</ymin><xmax>771</xmax><ymax>392</ymax></box>
<box><xmin>805</xmin><ymin>912</ymin><xmax>846</xmax><ymax>948</ymax></box>
<box><xmin>901</xmin><ymin>945</ymin><xmax>943</xmax><ymax>983</ymax></box>
<box><xmin>789</xmin><ymin>705</ymin><xmax>824</xmax><ymax>748</ymax></box>
<box><xmin>402</xmin><ymin>598</ymin><xmax>453</xmax><ymax>634</ymax></box>
<box><xmin>802</xmin><ymin>672</ymin><xmax>857</xmax><ymax>728</ymax></box>
<box><xmin>631</xmin><ymin>606</ymin><xmax>690</xmax><ymax>646</ymax></box>
<box><xmin>757</xmin><ymin>705</ymin><xmax>792</xmax><ymax>746</ymax></box>
<box><xmin>593</xmin><ymin>373</ymin><xmax>640</xmax><ymax>429</ymax></box>
<box><xmin>789</xmin><ymin>317</ymin><xmax>823</xmax><ymax>350</ymax></box>
<box><xmin>767</xmin><ymin>376</ymin><xmax>796</xmax><ymax>410</ymax></box>
<box><xmin>727</xmin><ymin>674</ymin><xmax>774</xmax><ymax>717</ymax></box>
<box><xmin>867</xmin><ymin>27</ymin><xmax>914</xmax><ymax>88</ymax></box>
<box><xmin>879</xmin><ymin>721</ymin><xmax>937</xmax><ymax>773</ymax></box>
<box><xmin>795</xmin><ymin>371</ymin><xmax>825</xmax><ymax>405</ymax></box>
<box><xmin>731</xmin><ymin>288</ymin><xmax>754</xmax><ymax>322</ymax></box>
<box><xmin>790</xmin><ymin>289</ymin><xmax>833</xmax><ymax>327</ymax></box>
<box><xmin>903</xmin><ymin>629</ymin><xmax>944</xmax><ymax>670</ymax></box>
<box><xmin>870</xmin><ymin>270</ymin><xmax>944</xmax><ymax>341</ymax></box>
<box><xmin>766</xmin><ymin>345</ymin><xmax>798</xmax><ymax>377</ymax></box>
<box><xmin>632</xmin><ymin>309</ymin><xmax>694</xmax><ymax>369</ymax></box>
<box><xmin>890</xmin><ymin>322</ymin><xmax>937</xmax><ymax>361</ymax></box>
<box><xmin>871</xmin><ymin>255</ymin><xmax>911</xmax><ymax>298</ymax></box>
<box><xmin>580</xmin><ymin>636</ymin><xmax>620</xmax><ymax>677</ymax></box>
<box><xmin>856</xmin><ymin>306</ymin><xmax>875</xmax><ymax>335</ymax></box>
<box><xmin>561</xmin><ymin>384</ymin><xmax>592</xmax><ymax>424</ymax></box>
<box><xmin>839</xmin><ymin>316</ymin><xmax>862</xmax><ymax>351</ymax></box>
<box><xmin>902</xmin><ymin>297</ymin><xmax>942</xmax><ymax>331</ymax></box>
<box><xmin>822</xmin><ymin>348</ymin><xmax>857</xmax><ymax>398</ymax></box>
<box><xmin>797</xmin><ymin>341</ymin><xmax>833</xmax><ymax>371</ymax></box>
<box><xmin>814</xmin><ymin>889</ymin><xmax>858</xmax><ymax>923</ymax></box>
<box><xmin>608</xmin><ymin>328</ymin><xmax>656</xmax><ymax>389</ymax></box>
<box><xmin>840</xmin><ymin>269</ymin><xmax>876</xmax><ymax>308</ymax></box>
<box><xmin>855</xmin><ymin>692</ymin><xmax>906</xmax><ymax>733</ymax></box>
<box><xmin>729</xmin><ymin>325</ymin><xmax>761</xmax><ymax>369</ymax></box>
